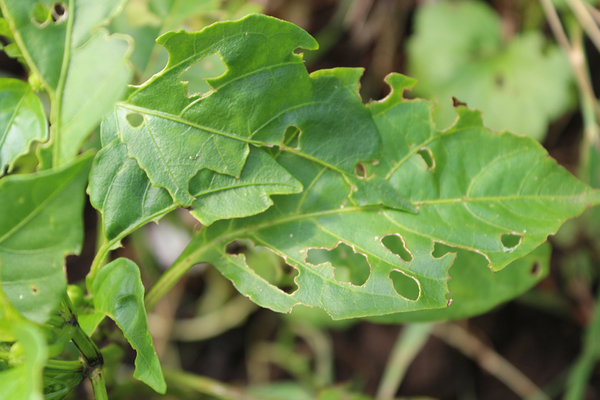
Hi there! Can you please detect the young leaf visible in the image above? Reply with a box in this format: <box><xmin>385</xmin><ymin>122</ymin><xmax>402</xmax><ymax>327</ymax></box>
<box><xmin>407</xmin><ymin>1</ymin><xmax>572</xmax><ymax>140</ymax></box>
<box><xmin>111</xmin><ymin>14</ymin><xmax>385</xmax><ymax>207</ymax></box>
<box><xmin>371</xmin><ymin>243</ymin><xmax>550</xmax><ymax>323</ymax></box>
<box><xmin>0</xmin><ymin>285</ymin><xmax>47</xmax><ymax>400</ymax></box>
<box><xmin>88</xmin><ymin>112</ymin><xmax>303</xmax><ymax>246</ymax></box>
<box><xmin>149</xmin><ymin>75</ymin><xmax>599</xmax><ymax>319</ymax></box>
<box><xmin>0</xmin><ymin>0</ymin><xmax>133</xmax><ymax>165</ymax></box>
<box><xmin>89</xmin><ymin>258</ymin><xmax>166</xmax><ymax>394</ymax></box>
<box><xmin>0</xmin><ymin>153</ymin><xmax>93</xmax><ymax>323</ymax></box>
<box><xmin>0</xmin><ymin>78</ymin><xmax>48</xmax><ymax>176</ymax></box>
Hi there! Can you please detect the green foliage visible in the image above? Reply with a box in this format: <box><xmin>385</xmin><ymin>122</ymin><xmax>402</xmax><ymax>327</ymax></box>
<box><xmin>0</xmin><ymin>154</ymin><xmax>92</xmax><ymax>323</ymax></box>
<box><xmin>407</xmin><ymin>0</ymin><xmax>573</xmax><ymax>140</ymax></box>
<box><xmin>84</xmin><ymin>258</ymin><xmax>165</xmax><ymax>393</ymax></box>
<box><xmin>0</xmin><ymin>78</ymin><xmax>47</xmax><ymax>175</ymax></box>
<box><xmin>0</xmin><ymin>2</ymin><xmax>598</xmax><ymax>399</ymax></box>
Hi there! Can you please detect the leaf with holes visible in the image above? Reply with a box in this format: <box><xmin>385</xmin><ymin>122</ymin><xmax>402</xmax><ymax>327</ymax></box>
<box><xmin>88</xmin><ymin>112</ymin><xmax>302</xmax><ymax>248</ymax></box>
<box><xmin>0</xmin><ymin>153</ymin><xmax>92</xmax><ymax>323</ymax></box>
<box><xmin>407</xmin><ymin>0</ymin><xmax>572</xmax><ymax>140</ymax></box>
<box><xmin>150</xmin><ymin>73</ymin><xmax>600</xmax><ymax>319</ymax></box>
<box><xmin>109</xmin><ymin>15</ymin><xmax>413</xmax><ymax>211</ymax></box>
<box><xmin>0</xmin><ymin>0</ymin><xmax>133</xmax><ymax>165</ymax></box>
<box><xmin>371</xmin><ymin>243</ymin><xmax>550</xmax><ymax>323</ymax></box>
<box><xmin>0</xmin><ymin>78</ymin><xmax>48</xmax><ymax>176</ymax></box>
<box><xmin>86</xmin><ymin>258</ymin><xmax>166</xmax><ymax>394</ymax></box>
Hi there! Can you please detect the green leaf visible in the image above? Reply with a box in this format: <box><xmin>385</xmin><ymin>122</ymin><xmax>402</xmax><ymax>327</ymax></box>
<box><xmin>0</xmin><ymin>153</ymin><xmax>93</xmax><ymax>323</ymax></box>
<box><xmin>156</xmin><ymin>75</ymin><xmax>598</xmax><ymax>319</ymax></box>
<box><xmin>90</xmin><ymin>258</ymin><xmax>166</xmax><ymax>394</ymax></box>
<box><xmin>0</xmin><ymin>286</ymin><xmax>47</xmax><ymax>400</ymax></box>
<box><xmin>371</xmin><ymin>243</ymin><xmax>550</xmax><ymax>323</ymax></box>
<box><xmin>88</xmin><ymin>112</ymin><xmax>303</xmax><ymax>245</ymax></box>
<box><xmin>407</xmin><ymin>0</ymin><xmax>572</xmax><ymax>140</ymax></box>
<box><xmin>112</xmin><ymin>14</ymin><xmax>386</xmax><ymax>207</ymax></box>
<box><xmin>0</xmin><ymin>0</ymin><xmax>133</xmax><ymax>165</ymax></box>
<box><xmin>0</xmin><ymin>78</ymin><xmax>48</xmax><ymax>176</ymax></box>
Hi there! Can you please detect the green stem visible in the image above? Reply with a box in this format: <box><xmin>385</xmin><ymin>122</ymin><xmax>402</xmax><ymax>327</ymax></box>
<box><xmin>164</xmin><ymin>369</ymin><xmax>261</xmax><ymax>400</ymax></box>
<box><xmin>90</xmin><ymin>368</ymin><xmax>109</xmax><ymax>400</ymax></box>
<box><xmin>376</xmin><ymin>323</ymin><xmax>432</xmax><ymax>400</ymax></box>
<box><xmin>44</xmin><ymin>359</ymin><xmax>85</xmax><ymax>375</ymax></box>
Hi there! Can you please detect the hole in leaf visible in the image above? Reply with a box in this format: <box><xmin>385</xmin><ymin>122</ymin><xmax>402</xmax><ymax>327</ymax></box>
<box><xmin>389</xmin><ymin>270</ymin><xmax>419</xmax><ymax>300</ymax></box>
<box><xmin>31</xmin><ymin>284</ymin><xmax>38</xmax><ymax>294</ymax></box>
<box><xmin>306</xmin><ymin>243</ymin><xmax>370</xmax><ymax>286</ymax></box>
<box><xmin>501</xmin><ymin>233</ymin><xmax>522</xmax><ymax>252</ymax></box>
<box><xmin>51</xmin><ymin>2</ymin><xmax>67</xmax><ymax>23</ymax></box>
<box><xmin>283</xmin><ymin>126</ymin><xmax>300</xmax><ymax>149</ymax></box>
<box><xmin>417</xmin><ymin>147</ymin><xmax>435</xmax><ymax>170</ymax></box>
<box><xmin>355</xmin><ymin>162</ymin><xmax>367</xmax><ymax>179</ymax></box>
<box><xmin>381</xmin><ymin>234</ymin><xmax>412</xmax><ymax>262</ymax></box>
<box><xmin>180</xmin><ymin>53</ymin><xmax>226</xmax><ymax>97</ymax></box>
<box><xmin>226</xmin><ymin>240</ymin><xmax>298</xmax><ymax>294</ymax></box>
<box><xmin>32</xmin><ymin>3</ymin><xmax>51</xmax><ymax>26</ymax></box>
<box><xmin>125</xmin><ymin>113</ymin><xmax>144</xmax><ymax>128</ymax></box>
<box><xmin>432</xmin><ymin>242</ymin><xmax>453</xmax><ymax>258</ymax></box>
<box><xmin>531</xmin><ymin>261</ymin><xmax>541</xmax><ymax>276</ymax></box>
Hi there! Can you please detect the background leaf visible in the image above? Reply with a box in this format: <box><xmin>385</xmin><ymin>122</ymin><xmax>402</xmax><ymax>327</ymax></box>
<box><xmin>0</xmin><ymin>153</ymin><xmax>92</xmax><ymax>323</ymax></box>
<box><xmin>0</xmin><ymin>78</ymin><xmax>47</xmax><ymax>176</ymax></box>
<box><xmin>90</xmin><ymin>258</ymin><xmax>166</xmax><ymax>394</ymax></box>
<box><xmin>0</xmin><ymin>0</ymin><xmax>133</xmax><ymax>164</ymax></box>
<box><xmin>407</xmin><ymin>0</ymin><xmax>572</xmax><ymax>140</ymax></box>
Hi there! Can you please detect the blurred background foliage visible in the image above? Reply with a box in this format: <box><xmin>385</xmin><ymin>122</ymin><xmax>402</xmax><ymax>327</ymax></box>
<box><xmin>3</xmin><ymin>0</ymin><xmax>600</xmax><ymax>399</ymax></box>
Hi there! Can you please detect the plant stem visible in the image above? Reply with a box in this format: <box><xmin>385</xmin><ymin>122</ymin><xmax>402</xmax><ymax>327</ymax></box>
<box><xmin>566</xmin><ymin>0</ymin><xmax>600</xmax><ymax>52</ymax></box>
<box><xmin>432</xmin><ymin>323</ymin><xmax>550</xmax><ymax>400</ymax></box>
<box><xmin>564</xmin><ymin>288</ymin><xmax>600</xmax><ymax>399</ymax></box>
<box><xmin>44</xmin><ymin>359</ymin><xmax>85</xmax><ymax>375</ymax></box>
<box><xmin>164</xmin><ymin>368</ymin><xmax>261</xmax><ymax>400</ymax></box>
<box><xmin>90</xmin><ymin>368</ymin><xmax>109</xmax><ymax>400</ymax></box>
<box><xmin>375</xmin><ymin>323</ymin><xmax>432</xmax><ymax>400</ymax></box>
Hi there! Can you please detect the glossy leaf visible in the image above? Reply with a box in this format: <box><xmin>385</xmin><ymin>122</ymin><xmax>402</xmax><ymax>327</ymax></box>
<box><xmin>112</xmin><ymin>15</ymin><xmax>386</xmax><ymax>207</ymax></box>
<box><xmin>0</xmin><ymin>153</ymin><xmax>92</xmax><ymax>323</ymax></box>
<box><xmin>407</xmin><ymin>0</ymin><xmax>572</xmax><ymax>140</ymax></box>
<box><xmin>0</xmin><ymin>78</ymin><xmax>48</xmax><ymax>176</ymax></box>
<box><xmin>88</xmin><ymin>112</ymin><xmax>303</xmax><ymax>245</ymax></box>
<box><xmin>89</xmin><ymin>258</ymin><xmax>166</xmax><ymax>394</ymax></box>
<box><xmin>0</xmin><ymin>285</ymin><xmax>47</xmax><ymax>400</ymax></box>
<box><xmin>159</xmin><ymin>74</ymin><xmax>599</xmax><ymax>319</ymax></box>
<box><xmin>372</xmin><ymin>243</ymin><xmax>550</xmax><ymax>323</ymax></box>
<box><xmin>0</xmin><ymin>0</ymin><xmax>133</xmax><ymax>164</ymax></box>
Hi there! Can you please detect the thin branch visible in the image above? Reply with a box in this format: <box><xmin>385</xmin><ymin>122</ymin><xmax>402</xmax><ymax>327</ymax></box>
<box><xmin>567</xmin><ymin>0</ymin><xmax>600</xmax><ymax>52</ymax></box>
<box><xmin>432</xmin><ymin>323</ymin><xmax>550</xmax><ymax>400</ymax></box>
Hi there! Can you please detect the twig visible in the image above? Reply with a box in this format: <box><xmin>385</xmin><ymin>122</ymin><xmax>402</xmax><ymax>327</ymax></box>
<box><xmin>376</xmin><ymin>323</ymin><xmax>432</xmax><ymax>400</ymax></box>
<box><xmin>567</xmin><ymin>0</ymin><xmax>600</xmax><ymax>52</ymax></box>
<box><xmin>432</xmin><ymin>323</ymin><xmax>550</xmax><ymax>400</ymax></box>
<box><xmin>164</xmin><ymin>368</ymin><xmax>262</xmax><ymax>400</ymax></box>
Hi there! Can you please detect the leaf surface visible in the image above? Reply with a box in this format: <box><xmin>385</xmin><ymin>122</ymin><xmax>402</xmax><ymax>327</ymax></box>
<box><xmin>0</xmin><ymin>0</ymin><xmax>133</xmax><ymax>164</ymax></box>
<box><xmin>0</xmin><ymin>153</ymin><xmax>92</xmax><ymax>323</ymax></box>
<box><xmin>407</xmin><ymin>1</ymin><xmax>572</xmax><ymax>140</ymax></box>
<box><xmin>88</xmin><ymin>112</ymin><xmax>303</xmax><ymax>245</ymax></box>
<box><xmin>112</xmin><ymin>15</ymin><xmax>386</xmax><ymax>207</ymax></box>
<box><xmin>90</xmin><ymin>258</ymin><xmax>166</xmax><ymax>394</ymax></box>
<box><xmin>158</xmin><ymin>74</ymin><xmax>599</xmax><ymax>319</ymax></box>
<box><xmin>371</xmin><ymin>243</ymin><xmax>550</xmax><ymax>323</ymax></box>
<box><xmin>0</xmin><ymin>285</ymin><xmax>46</xmax><ymax>400</ymax></box>
<box><xmin>0</xmin><ymin>78</ymin><xmax>48</xmax><ymax>176</ymax></box>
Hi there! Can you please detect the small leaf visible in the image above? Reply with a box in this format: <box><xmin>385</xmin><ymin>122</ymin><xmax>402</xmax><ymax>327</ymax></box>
<box><xmin>0</xmin><ymin>0</ymin><xmax>133</xmax><ymax>164</ymax></box>
<box><xmin>407</xmin><ymin>1</ymin><xmax>572</xmax><ymax>140</ymax></box>
<box><xmin>0</xmin><ymin>285</ymin><xmax>47</xmax><ymax>400</ymax></box>
<box><xmin>0</xmin><ymin>78</ymin><xmax>48</xmax><ymax>176</ymax></box>
<box><xmin>371</xmin><ymin>243</ymin><xmax>550</xmax><ymax>323</ymax></box>
<box><xmin>91</xmin><ymin>258</ymin><xmax>166</xmax><ymax>394</ymax></box>
<box><xmin>0</xmin><ymin>153</ymin><xmax>93</xmax><ymax>323</ymax></box>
